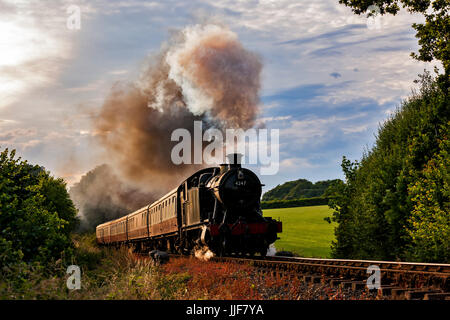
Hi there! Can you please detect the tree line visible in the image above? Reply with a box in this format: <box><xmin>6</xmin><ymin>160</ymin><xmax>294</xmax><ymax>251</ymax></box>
<box><xmin>0</xmin><ymin>149</ymin><xmax>77</xmax><ymax>273</ymax></box>
<box><xmin>262</xmin><ymin>179</ymin><xmax>340</xmax><ymax>201</ymax></box>
<box><xmin>327</xmin><ymin>73</ymin><xmax>449</xmax><ymax>263</ymax></box>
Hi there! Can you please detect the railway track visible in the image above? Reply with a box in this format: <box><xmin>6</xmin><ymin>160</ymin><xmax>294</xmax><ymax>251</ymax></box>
<box><xmin>137</xmin><ymin>250</ymin><xmax>450</xmax><ymax>300</ymax></box>
<box><xmin>209</xmin><ymin>254</ymin><xmax>450</xmax><ymax>300</ymax></box>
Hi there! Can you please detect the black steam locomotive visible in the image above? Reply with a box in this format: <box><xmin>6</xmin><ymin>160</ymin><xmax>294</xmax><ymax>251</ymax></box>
<box><xmin>96</xmin><ymin>154</ymin><xmax>282</xmax><ymax>257</ymax></box>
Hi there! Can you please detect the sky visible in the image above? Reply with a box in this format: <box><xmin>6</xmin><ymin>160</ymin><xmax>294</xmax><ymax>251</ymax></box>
<box><xmin>0</xmin><ymin>0</ymin><xmax>438</xmax><ymax>194</ymax></box>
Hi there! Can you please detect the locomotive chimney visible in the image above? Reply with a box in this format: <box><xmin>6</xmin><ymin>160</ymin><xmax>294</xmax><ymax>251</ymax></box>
<box><xmin>227</xmin><ymin>153</ymin><xmax>242</xmax><ymax>169</ymax></box>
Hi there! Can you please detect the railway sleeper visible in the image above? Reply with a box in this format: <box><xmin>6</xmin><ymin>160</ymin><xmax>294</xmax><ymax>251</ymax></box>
<box><xmin>351</xmin><ymin>281</ymin><xmax>367</xmax><ymax>291</ymax></box>
<box><xmin>339</xmin><ymin>281</ymin><xmax>359</xmax><ymax>289</ymax></box>
<box><xmin>301</xmin><ymin>274</ymin><xmax>319</xmax><ymax>283</ymax></box>
<box><xmin>329</xmin><ymin>278</ymin><xmax>346</xmax><ymax>287</ymax></box>
<box><xmin>423</xmin><ymin>292</ymin><xmax>450</xmax><ymax>300</ymax></box>
<box><xmin>390</xmin><ymin>288</ymin><xmax>433</xmax><ymax>300</ymax></box>
<box><xmin>405</xmin><ymin>289</ymin><xmax>443</xmax><ymax>300</ymax></box>
<box><xmin>377</xmin><ymin>286</ymin><xmax>404</xmax><ymax>297</ymax></box>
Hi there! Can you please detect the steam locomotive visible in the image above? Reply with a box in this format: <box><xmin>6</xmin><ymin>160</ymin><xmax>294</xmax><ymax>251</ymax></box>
<box><xmin>96</xmin><ymin>154</ymin><xmax>282</xmax><ymax>257</ymax></box>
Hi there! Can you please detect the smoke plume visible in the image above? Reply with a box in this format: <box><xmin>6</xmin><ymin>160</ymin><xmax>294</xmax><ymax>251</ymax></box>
<box><xmin>73</xmin><ymin>24</ymin><xmax>263</xmax><ymax>227</ymax></box>
<box><xmin>94</xmin><ymin>24</ymin><xmax>262</xmax><ymax>191</ymax></box>
<box><xmin>70</xmin><ymin>164</ymin><xmax>156</xmax><ymax>232</ymax></box>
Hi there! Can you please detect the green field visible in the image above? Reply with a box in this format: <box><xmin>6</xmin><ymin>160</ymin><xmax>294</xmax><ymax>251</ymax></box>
<box><xmin>263</xmin><ymin>205</ymin><xmax>336</xmax><ymax>258</ymax></box>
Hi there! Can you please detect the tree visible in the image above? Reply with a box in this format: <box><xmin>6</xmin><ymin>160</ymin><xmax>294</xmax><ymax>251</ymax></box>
<box><xmin>406</xmin><ymin>134</ymin><xmax>449</xmax><ymax>261</ymax></box>
<box><xmin>0</xmin><ymin>148</ymin><xmax>78</xmax><ymax>268</ymax></box>
<box><xmin>262</xmin><ymin>179</ymin><xmax>341</xmax><ymax>201</ymax></box>
<box><xmin>339</xmin><ymin>0</ymin><xmax>449</xmax><ymax>91</ymax></box>
<box><xmin>327</xmin><ymin>72</ymin><xmax>449</xmax><ymax>262</ymax></box>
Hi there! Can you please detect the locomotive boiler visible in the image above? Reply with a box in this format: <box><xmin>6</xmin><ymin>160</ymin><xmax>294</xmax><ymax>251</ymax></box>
<box><xmin>96</xmin><ymin>154</ymin><xmax>282</xmax><ymax>257</ymax></box>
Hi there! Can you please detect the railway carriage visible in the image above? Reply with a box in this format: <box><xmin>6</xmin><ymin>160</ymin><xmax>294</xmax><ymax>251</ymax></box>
<box><xmin>96</xmin><ymin>154</ymin><xmax>282</xmax><ymax>256</ymax></box>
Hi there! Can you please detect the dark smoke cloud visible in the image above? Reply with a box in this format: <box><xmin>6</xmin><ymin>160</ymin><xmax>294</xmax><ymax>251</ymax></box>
<box><xmin>94</xmin><ymin>72</ymin><xmax>207</xmax><ymax>191</ymax></box>
<box><xmin>72</xmin><ymin>24</ymin><xmax>263</xmax><ymax>228</ymax></box>
<box><xmin>70</xmin><ymin>164</ymin><xmax>155</xmax><ymax>232</ymax></box>
<box><xmin>94</xmin><ymin>24</ymin><xmax>262</xmax><ymax>191</ymax></box>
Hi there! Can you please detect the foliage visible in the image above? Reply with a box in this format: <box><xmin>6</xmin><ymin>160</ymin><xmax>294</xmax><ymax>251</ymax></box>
<box><xmin>262</xmin><ymin>178</ymin><xmax>341</xmax><ymax>201</ymax></box>
<box><xmin>261</xmin><ymin>196</ymin><xmax>331</xmax><ymax>209</ymax></box>
<box><xmin>407</xmin><ymin>136</ymin><xmax>450</xmax><ymax>261</ymax></box>
<box><xmin>339</xmin><ymin>0</ymin><xmax>450</xmax><ymax>90</ymax></box>
<box><xmin>0</xmin><ymin>148</ymin><xmax>78</xmax><ymax>272</ymax></box>
<box><xmin>327</xmin><ymin>73</ymin><xmax>449</xmax><ymax>262</ymax></box>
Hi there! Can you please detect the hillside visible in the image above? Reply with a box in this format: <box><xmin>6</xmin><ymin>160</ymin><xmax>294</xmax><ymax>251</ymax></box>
<box><xmin>262</xmin><ymin>179</ymin><xmax>340</xmax><ymax>201</ymax></box>
<box><xmin>264</xmin><ymin>205</ymin><xmax>335</xmax><ymax>257</ymax></box>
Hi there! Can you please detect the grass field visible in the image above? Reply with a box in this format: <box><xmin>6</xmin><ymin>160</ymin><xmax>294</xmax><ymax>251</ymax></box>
<box><xmin>263</xmin><ymin>205</ymin><xmax>336</xmax><ymax>258</ymax></box>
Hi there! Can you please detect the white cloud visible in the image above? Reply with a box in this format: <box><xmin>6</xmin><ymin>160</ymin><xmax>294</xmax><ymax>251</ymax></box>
<box><xmin>280</xmin><ymin>157</ymin><xmax>317</xmax><ymax>169</ymax></box>
<box><xmin>0</xmin><ymin>0</ymin><xmax>80</xmax><ymax>108</ymax></box>
<box><xmin>0</xmin><ymin>0</ymin><xmax>438</xmax><ymax>189</ymax></box>
<box><xmin>342</xmin><ymin>124</ymin><xmax>369</xmax><ymax>134</ymax></box>
<box><xmin>199</xmin><ymin>0</ymin><xmax>434</xmax><ymax>104</ymax></box>
<box><xmin>281</xmin><ymin>113</ymin><xmax>367</xmax><ymax>141</ymax></box>
<box><xmin>109</xmin><ymin>69</ymin><xmax>129</xmax><ymax>75</ymax></box>
<box><xmin>258</xmin><ymin>115</ymin><xmax>291</xmax><ymax>123</ymax></box>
